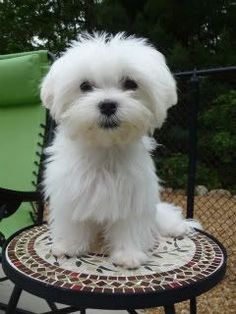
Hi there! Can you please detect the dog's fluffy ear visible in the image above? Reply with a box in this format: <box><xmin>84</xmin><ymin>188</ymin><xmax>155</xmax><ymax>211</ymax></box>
<box><xmin>40</xmin><ymin>63</ymin><xmax>62</xmax><ymax>121</ymax></box>
<box><xmin>159</xmin><ymin>56</ymin><xmax>177</xmax><ymax>110</ymax></box>
<box><xmin>40</xmin><ymin>70</ymin><xmax>54</xmax><ymax>109</ymax></box>
<box><xmin>145</xmin><ymin>48</ymin><xmax>177</xmax><ymax>129</ymax></box>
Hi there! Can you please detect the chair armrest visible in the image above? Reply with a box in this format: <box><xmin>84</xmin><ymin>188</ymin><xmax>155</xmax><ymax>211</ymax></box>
<box><xmin>0</xmin><ymin>187</ymin><xmax>40</xmax><ymax>202</ymax></box>
<box><xmin>0</xmin><ymin>188</ymin><xmax>41</xmax><ymax>219</ymax></box>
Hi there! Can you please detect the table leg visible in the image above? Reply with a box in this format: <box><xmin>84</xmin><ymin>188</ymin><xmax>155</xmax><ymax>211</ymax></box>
<box><xmin>127</xmin><ymin>310</ymin><xmax>139</xmax><ymax>314</ymax></box>
<box><xmin>6</xmin><ymin>285</ymin><xmax>22</xmax><ymax>314</ymax></box>
<box><xmin>46</xmin><ymin>300</ymin><xmax>58</xmax><ymax>311</ymax></box>
<box><xmin>164</xmin><ymin>304</ymin><xmax>176</xmax><ymax>314</ymax></box>
<box><xmin>190</xmin><ymin>297</ymin><xmax>197</xmax><ymax>314</ymax></box>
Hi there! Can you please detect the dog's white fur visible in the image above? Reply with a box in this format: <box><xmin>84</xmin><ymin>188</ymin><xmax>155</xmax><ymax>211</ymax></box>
<box><xmin>41</xmin><ymin>33</ymin><xmax>201</xmax><ymax>269</ymax></box>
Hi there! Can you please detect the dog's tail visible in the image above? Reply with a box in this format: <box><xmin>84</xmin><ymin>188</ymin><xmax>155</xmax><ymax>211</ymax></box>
<box><xmin>155</xmin><ymin>202</ymin><xmax>202</xmax><ymax>237</ymax></box>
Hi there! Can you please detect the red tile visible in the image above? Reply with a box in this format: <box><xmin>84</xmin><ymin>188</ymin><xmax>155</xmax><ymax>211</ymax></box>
<box><xmin>72</xmin><ymin>284</ymin><xmax>82</xmax><ymax>291</ymax></box>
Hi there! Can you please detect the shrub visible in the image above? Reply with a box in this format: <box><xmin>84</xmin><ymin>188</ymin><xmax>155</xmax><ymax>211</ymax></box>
<box><xmin>198</xmin><ymin>90</ymin><xmax>236</xmax><ymax>192</ymax></box>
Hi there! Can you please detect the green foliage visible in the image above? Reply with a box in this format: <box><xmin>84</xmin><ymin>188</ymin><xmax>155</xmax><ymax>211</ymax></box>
<box><xmin>168</xmin><ymin>43</ymin><xmax>191</xmax><ymax>71</ymax></box>
<box><xmin>1</xmin><ymin>0</ymin><xmax>236</xmax><ymax>68</ymax></box>
<box><xmin>196</xmin><ymin>163</ymin><xmax>221</xmax><ymax>190</ymax></box>
<box><xmin>211</xmin><ymin>131</ymin><xmax>235</xmax><ymax>162</ymax></box>
<box><xmin>200</xmin><ymin>91</ymin><xmax>236</xmax><ymax>133</ymax></box>
<box><xmin>156</xmin><ymin>153</ymin><xmax>188</xmax><ymax>189</ymax></box>
<box><xmin>156</xmin><ymin>154</ymin><xmax>222</xmax><ymax>191</ymax></box>
<box><xmin>94</xmin><ymin>0</ymin><xmax>236</xmax><ymax>70</ymax></box>
<box><xmin>155</xmin><ymin>89</ymin><xmax>236</xmax><ymax>192</ymax></box>
<box><xmin>198</xmin><ymin>91</ymin><xmax>236</xmax><ymax>192</ymax></box>
<box><xmin>0</xmin><ymin>0</ymin><xmax>89</xmax><ymax>54</ymax></box>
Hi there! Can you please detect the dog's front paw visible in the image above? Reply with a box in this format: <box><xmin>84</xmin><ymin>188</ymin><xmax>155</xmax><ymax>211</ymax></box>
<box><xmin>51</xmin><ymin>241</ymin><xmax>88</xmax><ymax>258</ymax></box>
<box><xmin>111</xmin><ymin>249</ymin><xmax>148</xmax><ymax>269</ymax></box>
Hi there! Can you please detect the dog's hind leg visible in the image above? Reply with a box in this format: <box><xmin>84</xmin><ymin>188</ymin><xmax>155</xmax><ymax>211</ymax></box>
<box><xmin>155</xmin><ymin>202</ymin><xmax>202</xmax><ymax>237</ymax></box>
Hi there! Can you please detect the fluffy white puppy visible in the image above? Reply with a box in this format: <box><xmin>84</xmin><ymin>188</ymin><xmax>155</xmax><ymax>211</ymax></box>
<box><xmin>41</xmin><ymin>33</ymin><xmax>200</xmax><ymax>269</ymax></box>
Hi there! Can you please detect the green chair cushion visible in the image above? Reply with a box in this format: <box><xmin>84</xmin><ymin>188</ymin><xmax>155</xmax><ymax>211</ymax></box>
<box><xmin>0</xmin><ymin>104</ymin><xmax>45</xmax><ymax>191</ymax></box>
<box><xmin>0</xmin><ymin>52</ymin><xmax>48</xmax><ymax>107</ymax></box>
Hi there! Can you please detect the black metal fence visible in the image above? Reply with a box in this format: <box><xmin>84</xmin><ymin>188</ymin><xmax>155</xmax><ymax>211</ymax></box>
<box><xmin>153</xmin><ymin>66</ymin><xmax>236</xmax><ymax>313</ymax></box>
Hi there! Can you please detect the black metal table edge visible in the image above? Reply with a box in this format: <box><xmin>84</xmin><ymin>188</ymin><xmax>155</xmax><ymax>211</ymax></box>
<box><xmin>2</xmin><ymin>225</ymin><xmax>227</xmax><ymax>310</ymax></box>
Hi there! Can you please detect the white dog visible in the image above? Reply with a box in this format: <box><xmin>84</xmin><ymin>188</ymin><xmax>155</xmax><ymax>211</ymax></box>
<box><xmin>41</xmin><ymin>33</ymin><xmax>200</xmax><ymax>269</ymax></box>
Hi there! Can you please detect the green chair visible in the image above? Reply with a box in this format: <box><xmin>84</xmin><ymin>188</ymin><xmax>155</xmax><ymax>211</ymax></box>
<box><xmin>0</xmin><ymin>50</ymin><xmax>56</xmax><ymax>313</ymax></box>
<box><xmin>0</xmin><ymin>50</ymin><xmax>54</xmax><ymax>251</ymax></box>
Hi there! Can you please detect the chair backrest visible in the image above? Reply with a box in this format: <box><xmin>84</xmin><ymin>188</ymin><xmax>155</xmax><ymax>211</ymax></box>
<box><xmin>0</xmin><ymin>50</ymin><xmax>53</xmax><ymax>239</ymax></box>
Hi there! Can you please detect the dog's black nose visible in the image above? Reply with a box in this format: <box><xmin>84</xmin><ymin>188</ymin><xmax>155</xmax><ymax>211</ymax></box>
<box><xmin>99</xmin><ymin>101</ymin><xmax>117</xmax><ymax>116</ymax></box>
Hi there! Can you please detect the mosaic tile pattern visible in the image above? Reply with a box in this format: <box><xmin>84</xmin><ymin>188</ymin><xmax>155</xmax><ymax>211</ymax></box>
<box><xmin>6</xmin><ymin>225</ymin><xmax>224</xmax><ymax>294</ymax></box>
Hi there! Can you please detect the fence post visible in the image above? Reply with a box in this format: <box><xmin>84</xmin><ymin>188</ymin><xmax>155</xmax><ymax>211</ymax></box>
<box><xmin>186</xmin><ymin>69</ymin><xmax>200</xmax><ymax>219</ymax></box>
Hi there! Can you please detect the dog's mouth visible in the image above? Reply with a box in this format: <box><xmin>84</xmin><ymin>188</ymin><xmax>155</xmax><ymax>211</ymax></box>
<box><xmin>99</xmin><ymin>116</ymin><xmax>120</xmax><ymax>129</ymax></box>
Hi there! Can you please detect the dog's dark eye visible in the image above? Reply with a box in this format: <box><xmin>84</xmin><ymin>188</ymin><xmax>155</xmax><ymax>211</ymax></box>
<box><xmin>80</xmin><ymin>81</ymin><xmax>93</xmax><ymax>92</ymax></box>
<box><xmin>122</xmin><ymin>78</ymin><xmax>138</xmax><ymax>90</ymax></box>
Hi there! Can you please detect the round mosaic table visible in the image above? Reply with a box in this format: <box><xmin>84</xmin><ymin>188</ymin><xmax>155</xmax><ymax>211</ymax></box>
<box><xmin>2</xmin><ymin>224</ymin><xmax>226</xmax><ymax>311</ymax></box>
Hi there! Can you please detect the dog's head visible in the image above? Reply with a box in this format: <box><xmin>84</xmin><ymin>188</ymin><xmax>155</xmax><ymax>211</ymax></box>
<box><xmin>41</xmin><ymin>33</ymin><xmax>177</xmax><ymax>146</ymax></box>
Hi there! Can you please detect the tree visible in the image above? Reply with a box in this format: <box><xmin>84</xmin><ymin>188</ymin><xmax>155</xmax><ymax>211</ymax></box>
<box><xmin>94</xmin><ymin>0</ymin><xmax>236</xmax><ymax>70</ymax></box>
<box><xmin>0</xmin><ymin>0</ymin><xmax>89</xmax><ymax>54</ymax></box>
<box><xmin>1</xmin><ymin>0</ymin><xmax>235</xmax><ymax>67</ymax></box>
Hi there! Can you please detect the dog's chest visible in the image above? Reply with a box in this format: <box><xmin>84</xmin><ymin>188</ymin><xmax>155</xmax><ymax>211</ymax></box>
<box><xmin>69</xmin><ymin>146</ymin><xmax>155</xmax><ymax>221</ymax></box>
<box><xmin>81</xmin><ymin>151</ymin><xmax>133</xmax><ymax>189</ymax></box>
